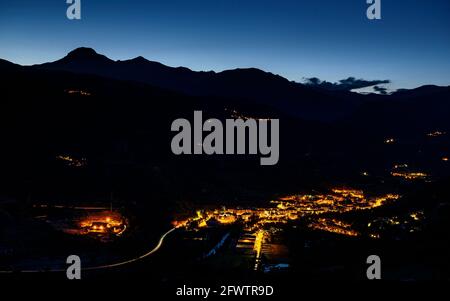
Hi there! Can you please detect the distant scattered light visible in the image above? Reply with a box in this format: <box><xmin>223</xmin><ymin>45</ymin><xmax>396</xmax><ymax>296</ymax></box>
<box><xmin>427</xmin><ymin>131</ymin><xmax>446</xmax><ymax>137</ymax></box>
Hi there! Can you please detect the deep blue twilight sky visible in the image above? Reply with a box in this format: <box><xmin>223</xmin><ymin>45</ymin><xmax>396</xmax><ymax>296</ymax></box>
<box><xmin>1</xmin><ymin>0</ymin><xmax>449</xmax><ymax>91</ymax></box>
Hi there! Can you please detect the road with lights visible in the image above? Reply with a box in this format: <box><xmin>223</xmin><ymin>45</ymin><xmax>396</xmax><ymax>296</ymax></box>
<box><xmin>0</xmin><ymin>227</ymin><xmax>178</xmax><ymax>273</ymax></box>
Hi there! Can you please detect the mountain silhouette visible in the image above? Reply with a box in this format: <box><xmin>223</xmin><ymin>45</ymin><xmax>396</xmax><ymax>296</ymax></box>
<box><xmin>1</xmin><ymin>47</ymin><xmax>449</xmax><ymax>125</ymax></box>
<box><xmin>34</xmin><ymin>47</ymin><xmax>363</xmax><ymax>120</ymax></box>
<box><xmin>1</xmin><ymin>51</ymin><xmax>450</xmax><ymax>201</ymax></box>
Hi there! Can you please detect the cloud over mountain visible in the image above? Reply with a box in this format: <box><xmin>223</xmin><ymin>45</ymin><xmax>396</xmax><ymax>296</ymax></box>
<box><xmin>373</xmin><ymin>85</ymin><xmax>388</xmax><ymax>95</ymax></box>
<box><xmin>304</xmin><ymin>77</ymin><xmax>390</xmax><ymax>91</ymax></box>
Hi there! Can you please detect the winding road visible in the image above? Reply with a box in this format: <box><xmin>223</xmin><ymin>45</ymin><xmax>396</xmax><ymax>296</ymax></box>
<box><xmin>0</xmin><ymin>227</ymin><xmax>178</xmax><ymax>273</ymax></box>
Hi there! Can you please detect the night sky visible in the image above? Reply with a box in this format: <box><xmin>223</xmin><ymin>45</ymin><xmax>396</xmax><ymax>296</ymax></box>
<box><xmin>1</xmin><ymin>0</ymin><xmax>450</xmax><ymax>91</ymax></box>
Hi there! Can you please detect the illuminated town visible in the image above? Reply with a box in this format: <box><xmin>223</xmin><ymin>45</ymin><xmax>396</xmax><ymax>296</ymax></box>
<box><xmin>225</xmin><ymin>107</ymin><xmax>271</xmax><ymax>121</ymax></box>
<box><xmin>56</xmin><ymin>155</ymin><xmax>87</xmax><ymax>168</ymax></box>
<box><xmin>174</xmin><ymin>188</ymin><xmax>399</xmax><ymax>230</ymax></box>
<box><xmin>11</xmin><ymin>124</ymin><xmax>438</xmax><ymax>277</ymax></box>
<box><xmin>391</xmin><ymin>171</ymin><xmax>429</xmax><ymax>180</ymax></box>
<box><xmin>390</xmin><ymin>163</ymin><xmax>430</xmax><ymax>180</ymax></box>
<box><xmin>65</xmin><ymin>89</ymin><xmax>91</xmax><ymax>96</ymax></box>
<box><xmin>171</xmin><ymin>188</ymin><xmax>401</xmax><ymax>270</ymax></box>
<box><xmin>308</xmin><ymin>218</ymin><xmax>359</xmax><ymax>237</ymax></box>
<box><xmin>33</xmin><ymin>205</ymin><xmax>128</xmax><ymax>242</ymax></box>
<box><xmin>427</xmin><ymin>130</ymin><xmax>446</xmax><ymax>137</ymax></box>
<box><xmin>78</xmin><ymin>211</ymin><xmax>127</xmax><ymax>237</ymax></box>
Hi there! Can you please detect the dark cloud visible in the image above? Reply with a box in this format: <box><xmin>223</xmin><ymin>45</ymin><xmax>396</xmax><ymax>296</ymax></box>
<box><xmin>304</xmin><ymin>77</ymin><xmax>322</xmax><ymax>86</ymax></box>
<box><xmin>373</xmin><ymin>85</ymin><xmax>388</xmax><ymax>95</ymax></box>
<box><xmin>304</xmin><ymin>77</ymin><xmax>390</xmax><ymax>91</ymax></box>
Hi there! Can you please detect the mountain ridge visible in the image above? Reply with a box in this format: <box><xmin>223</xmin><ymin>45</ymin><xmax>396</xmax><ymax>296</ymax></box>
<box><xmin>28</xmin><ymin>47</ymin><xmax>363</xmax><ymax>120</ymax></box>
<box><xmin>1</xmin><ymin>47</ymin><xmax>449</xmax><ymax>122</ymax></box>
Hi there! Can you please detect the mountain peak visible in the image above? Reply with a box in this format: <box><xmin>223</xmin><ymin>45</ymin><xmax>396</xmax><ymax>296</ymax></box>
<box><xmin>67</xmin><ymin>47</ymin><xmax>99</xmax><ymax>58</ymax></box>
<box><xmin>129</xmin><ymin>56</ymin><xmax>150</xmax><ymax>63</ymax></box>
<box><xmin>63</xmin><ymin>47</ymin><xmax>112</xmax><ymax>63</ymax></box>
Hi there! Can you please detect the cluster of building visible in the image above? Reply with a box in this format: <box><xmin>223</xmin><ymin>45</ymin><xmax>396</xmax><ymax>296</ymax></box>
<box><xmin>390</xmin><ymin>163</ymin><xmax>429</xmax><ymax>180</ymax></box>
<box><xmin>367</xmin><ymin>210</ymin><xmax>425</xmax><ymax>239</ymax></box>
<box><xmin>427</xmin><ymin>130</ymin><xmax>446</xmax><ymax>137</ymax></box>
<box><xmin>78</xmin><ymin>211</ymin><xmax>127</xmax><ymax>237</ymax></box>
<box><xmin>308</xmin><ymin>218</ymin><xmax>359</xmax><ymax>237</ymax></box>
<box><xmin>224</xmin><ymin>107</ymin><xmax>271</xmax><ymax>121</ymax></box>
<box><xmin>65</xmin><ymin>89</ymin><xmax>91</xmax><ymax>96</ymax></box>
<box><xmin>56</xmin><ymin>154</ymin><xmax>87</xmax><ymax>168</ymax></box>
<box><xmin>391</xmin><ymin>171</ymin><xmax>429</xmax><ymax>180</ymax></box>
<box><xmin>171</xmin><ymin>188</ymin><xmax>404</xmax><ymax>272</ymax></box>
<box><xmin>173</xmin><ymin>188</ymin><xmax>400</xmax><ymax>237</ymax></box>
<box><xmin>272</xmin><ymin>189</ymin><xmax>399</xmax><ymax>216</ymax></box>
